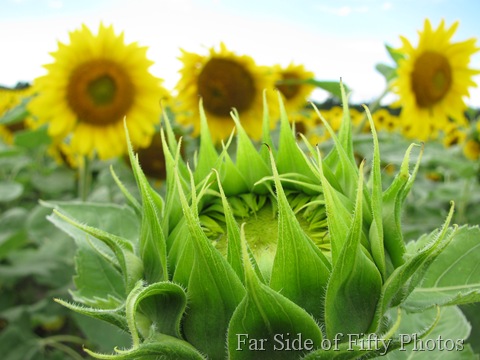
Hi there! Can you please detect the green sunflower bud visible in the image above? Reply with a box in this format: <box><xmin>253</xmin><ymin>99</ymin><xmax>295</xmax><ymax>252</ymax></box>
<box><xmin>49</xmin><ymin>85</ymin><xmax>480</xmax><ymax>359</ymax></box>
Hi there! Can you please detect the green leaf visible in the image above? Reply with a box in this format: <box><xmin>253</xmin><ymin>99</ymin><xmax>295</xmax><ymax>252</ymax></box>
<box><xmin>0</xmin><ymin>96</ymin><xmax>31</xmax><ymax>126</ymax></box>
<box><xmin>376</xmin><ymin>63</ymin><xmax>397</xmax><ymax>83</ymax></box>
<box><xmin>0</xmin><ymin>180</ymin><xmax>23</xmax><ymax>203</ymax></box>
<box><xmin>305</xmin><ymin>79</ymin><xmax>349</xmax><ymax>99</ymax></box>
<box><xmin>385</xmin><ymin>43</ymin><xmax>405</xmax><ymax>64</ymax></box>
<box><xmin>227</xmin><ymin>224</ymin><xmax>323</xmax><ymax>359</ymax></box>
<box><xmin>404</xmin><ymin>226</ymin><xmax>480</xmax><ymax>311</ymax></box>
<box><xmin>0</xmin><ymin>207</ymin><xmax>28</xmax><ymax>259</ymax></box>
<box><xmin>384</xmin><ymin>306</ymin><xmax>476</xmax><ymax>359</ymax></box>
<box><xmin>31</xmin><ymin>168</ymin><xmax>76</xmax><ymax>195</ymax></box>
<box><xmin>268</xmin><ymin>148</ymin><xmax>330</xmax><ymax>322</ymax></box>
<box><xmin>13</xmin><ymin>126</ymin><xmax>51</xmax><ymax>148</ymax></box>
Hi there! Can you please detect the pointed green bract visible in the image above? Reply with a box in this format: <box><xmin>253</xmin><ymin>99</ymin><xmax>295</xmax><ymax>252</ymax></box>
<box><xmin>268</xmin><ymin>148</ymin><xmax>330</xmax><ymax>322</ymax></box>
<box><xmin>324</xmin><ymin>161</ymin><xmax>382</xmax><ymax>337</ymax></box>
<box><xmin>48</xmin><ymin>81</ymin><xmax>480</xmax><ymax>359</ymax></box>
<box><xmin>175</xmin><ymin>167</ymin><xmax>245</xmax><ymax>359</ymax></box>
<box><xmin>227</xmin><ymin>224</ymin><xmax>323</xmax><ymax>359</ymax></box>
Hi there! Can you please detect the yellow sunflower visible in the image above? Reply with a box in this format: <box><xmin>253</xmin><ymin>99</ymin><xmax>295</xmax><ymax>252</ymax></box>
<box><xmin>393</xmin><ymin>19</ymin><xmax>480</xmax><ymax>141</ymax></box>
<box><xmin>273</xmin><ymin>62</ymin><xmax>315</xmax><ymax>114</ymax></box>
<box><xmin>0</xmin><ymin>86</ymin><xmax>34</xmax><ymax>144</ymax></box>
<box><xmin>28</xmin><ymin>24</ymin><xmax>169</xmax><ymax>160</ymax></box>
<box><xmin>175</xmin><ymin>43</ymin><xmax>278</xmax><ymax>143</ymax></box>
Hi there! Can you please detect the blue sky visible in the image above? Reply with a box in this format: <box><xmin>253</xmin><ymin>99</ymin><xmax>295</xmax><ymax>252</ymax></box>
<box><xmin>1</xmin><ymin>0</ymin><xmax>479</xmax><ymax>105</ymax></box>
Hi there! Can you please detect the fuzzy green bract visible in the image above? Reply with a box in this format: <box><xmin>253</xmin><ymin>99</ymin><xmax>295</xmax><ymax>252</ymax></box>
<box><xmin>48</xmin><ymin>86</ymin><xmax>480</xmax><ymax>359</ymax></box>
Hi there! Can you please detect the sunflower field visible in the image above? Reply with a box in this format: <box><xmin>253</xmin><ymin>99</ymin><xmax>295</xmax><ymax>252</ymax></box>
<box><xmin>1</xmin><ymin>17</ymin><xmax>480</xmax><ymax>360</ymax></box>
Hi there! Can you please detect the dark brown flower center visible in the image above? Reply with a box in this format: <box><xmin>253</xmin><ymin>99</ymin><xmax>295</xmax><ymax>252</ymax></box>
<box><xmin>197</xmin><ymin>58</ymin><xmax>256</xmax><ymax>117</ymax></box>
<box><xmin>411</xmin><ymin>51</ymin><xmax>452</xmax><ymax>108</ymax></box>
<box><xmin>67</xmin><ymin>60</ymin><xmax>134</xmax><ymax>126</ymax></box>
<box><xmin>276</xmin><ymin>71</ymin><xmax>301</xmax><ymax>100</ymax></box>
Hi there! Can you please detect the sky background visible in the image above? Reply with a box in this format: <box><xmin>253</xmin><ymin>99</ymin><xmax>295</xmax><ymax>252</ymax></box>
<box><xmin>1</xmin><ymin>0</ymin><xmax>479</xmax><ymax>106</ymax></box>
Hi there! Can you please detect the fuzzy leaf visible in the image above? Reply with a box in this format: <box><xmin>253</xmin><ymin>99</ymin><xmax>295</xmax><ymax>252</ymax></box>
<box><xmin>383</xmin><ymin>306</ymin><xmax>475</xmax><ymax>359</ymax></box>
<box><xmin>404</xmin><ymin>226</ymin><xmax>480</xmax><ymax>311</ymax></box>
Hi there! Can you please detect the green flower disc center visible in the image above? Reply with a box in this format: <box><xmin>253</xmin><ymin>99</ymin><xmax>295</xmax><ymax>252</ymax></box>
<box><xmin>202</xmin><ymin>192</ymin><xmax>328</xmax><ymax>280</ymax></box>
<box><xmin>411</xmin><ymin>51</ymin><xmax>452</xmax><ymax>108</ymax></box>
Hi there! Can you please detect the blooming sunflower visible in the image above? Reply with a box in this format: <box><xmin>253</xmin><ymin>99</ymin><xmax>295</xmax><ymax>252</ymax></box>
<box><xmin>393</xmin><ymin>19</ymin><xmax>480</xmax><ymax>140</ymax></box>
<box><xmin>175</xmin><ymin>43</ymin><xmax>278</xmax><ymax>143</ymax></box>
<box><xmin>28</xmin><ymin>24</ymin><xmax>169</xmax><ymax>160</ymax></box>
<box><xmin>0</xmin><ymin>86</ymin><xmax>34</xmax><ymax>144</ymax></box>
<box><xmin>274</xmin><ymin>62</ymin><xmax>315</xmax><ymax>114</ymax></box>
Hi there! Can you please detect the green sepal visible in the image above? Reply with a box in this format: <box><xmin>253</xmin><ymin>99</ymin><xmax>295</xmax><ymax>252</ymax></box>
<box><xmin>324</xmin><ymin>161</ymin><xmax>382</xmax><ymax>337</ymax></box>
<box><xmin>275</xmin><ymin>93</ymin><xmax>317</xmax><ymax>193</ymax></box>
<box><xmin>109</xmin><ymin>165</ymin><xmax>141</xmax><ymax>215</ymax></box>
<box><xmin>227</xmin><ymin>224</ymin><xmax>323</xmax><ymax>359</ymax></box>
<box><xmin>231</xmin><ymin>110</ymin><xmax>271</xmax><ymax>194</ymax></box>
<box><xmin>214</xmin><ymin>169</ymin><xmax>265</xmax><ymax>284</ymax></box>
<box><xmin>364</xmin><ymin>105</ymin><xmax>386</xmax><ymax>280</ymax></box>
<box><xmin>125</xmin><ymin>121</ymin><xmax>168</xmax><ymax>284</ymax></box>
<box><xmin>161</xmin><ymin>129</ymin><xmax>188</xmax><ymax>236</ymax></box>
<box><xmin>125</xmin><ymin>280</ymin><xmax>187</xmax><ymax>343</ymax></box>
<box><xmin>382</xmin><ymin>143</ymin><xmax>423</xmax><ymax>268</ymax></box>
<box><xmin>51</xmin><ymin>209</ymin><xmax>143</xmax><ymax>294</ymax></box>
<box><xmin>175</xmin><ymin>166</ymin><xmax>245</xmax><ymax>359</ymax></box>
<box><xmin>260</xmin><ymin>90</ymin><xmax>276</xmax><ymax>161</ymax></box>
<box><xmin>84</xmin><ymin>333</ymin><xmax>205</xmax><ymax>360</ymax></box>
<box><xmin>217</xmin><ymin>136</ymin><xmax>250</xmax><ymax>195</ymax></box>
<box><xmin>194</xmin><ymin>99</ymin><xmax>221</xmax><ymax>183</ymax></box>
<box><xmin>315</xmin><ymin>147</ymin><xmax>353</xmax><ymax>263</ymax></box>
<box><xmin>54</xmin><ymin>298</ymin><xmax>129</xmax><ymax>334</ymax></box>
<box><xmin>268</xmin><ymin>148</ymin><xmax>331</xmax><ymax>322</ymax></box>
<box><xmin>373</xmin><ymin>204</ymin><xmax>456</xmax><ymax>330</ymax></box>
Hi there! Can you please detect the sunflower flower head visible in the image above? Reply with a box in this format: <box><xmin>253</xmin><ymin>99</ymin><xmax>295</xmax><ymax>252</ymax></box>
<box><xmin>0</xmin><ymin>86</ymin><xmax>35</xmax><ymax>144</ymax></box>
<box><xmin>174</xmin><ymin>42</ymin><xmax>278</xmax><ymax>143</ymax></box>
<box><xmin>393</xmin><ymin>19</ymin><xmax>480</xmax><ymax>141</ymax></box>
<box><xmin>273</xmin><ymin>62</ymin><xmax>316</xmax><ymax>114</ymax></box>
<box><xmin>28</xmin><ymin>23</ymin><xmax>170</xmax><ymax>160</ymax></box>
<box><xmin>48</xmin><ymin>82</ymin><xmax>474</xmax><ymax>359</ymax></box>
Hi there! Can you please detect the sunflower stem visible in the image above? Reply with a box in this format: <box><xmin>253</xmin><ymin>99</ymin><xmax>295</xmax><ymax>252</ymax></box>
<box><xmin>78</xmin><ymin>155</ymin><xmax>92</xmax><ymax>201</ymax></box>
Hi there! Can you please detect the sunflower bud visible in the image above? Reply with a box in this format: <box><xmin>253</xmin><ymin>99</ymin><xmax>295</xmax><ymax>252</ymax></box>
<box><xmin>51</xmin><ymin>85</ymin><xmax>466</xmax><ymax>359</ymax></box>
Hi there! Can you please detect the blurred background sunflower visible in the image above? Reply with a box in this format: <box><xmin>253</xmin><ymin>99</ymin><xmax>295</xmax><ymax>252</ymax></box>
<box><xmin>174</xmin><ymin>42</ymin><xmax>278</xmax><ymax>143</ymax></box>
<box><xmin>273</xmin><ymin>62</ymin><xmax>316</xmax><ymax>114</ymax></box>
<box><xmin>393</xmin><ymin>19</ymin><xmax>480</xmax><ymax>141</ymax></box>
<box><xmin>28</xmin><ymin>23</ymin><xmax>170</xmax><ymax>160</ymax></box>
